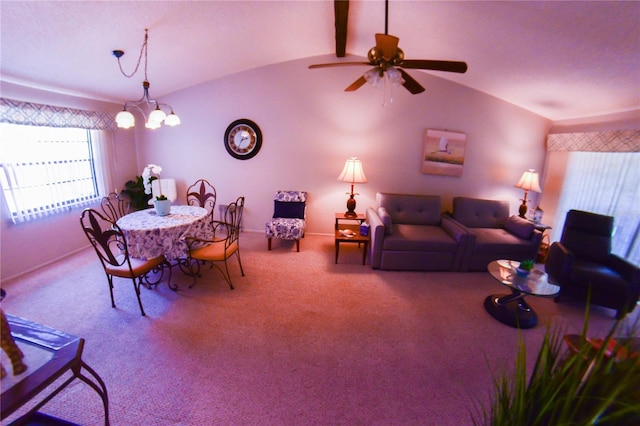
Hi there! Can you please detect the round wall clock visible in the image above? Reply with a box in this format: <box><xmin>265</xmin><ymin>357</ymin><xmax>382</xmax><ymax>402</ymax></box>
<box><xmin>224</xmin><ymin>119</ymin><xmax>262</xmax><ymax>160</ymax></box>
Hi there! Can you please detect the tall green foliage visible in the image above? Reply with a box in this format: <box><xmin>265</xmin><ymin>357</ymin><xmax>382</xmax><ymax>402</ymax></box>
<box><xmin>473</xmin><ymin>311</ymin><xmax>640</xmax><ymax>425</ymax></box>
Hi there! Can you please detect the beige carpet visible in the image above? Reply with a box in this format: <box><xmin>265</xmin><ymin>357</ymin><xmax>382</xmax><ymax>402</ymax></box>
<box><xmin>1</xmin><ymin>231</ymin><xmax>637</xmax><ymax>425</ymax></box>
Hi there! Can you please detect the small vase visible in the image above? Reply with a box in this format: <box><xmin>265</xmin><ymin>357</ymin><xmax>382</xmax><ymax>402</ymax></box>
<box><xmin>515</xmin><ymin>267</ymin><xmax>531</xmax><ymax>277</ymax></box>
<box><xmin>154</xmin><ymin>199</ymin><xmax>171</xmax><ymax>216</ymax></box>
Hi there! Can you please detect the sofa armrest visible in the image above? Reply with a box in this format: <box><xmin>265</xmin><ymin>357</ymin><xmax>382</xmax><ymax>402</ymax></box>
<box><xmin>545</xmin><ymin>242</ymin><xmax>575</xmax><ymax>286</ymax></box>
<box><xmin>442</xmin><ymin>213</ymin><xmax>473</xmax><ymax>271</ymax></box>
<box><xmin>366</xmin><ymin>207</ymin><xmax>385</xmax><ymax>269</ymax></box>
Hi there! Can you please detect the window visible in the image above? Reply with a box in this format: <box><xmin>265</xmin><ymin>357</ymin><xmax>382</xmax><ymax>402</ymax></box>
<box><xmin>554</xmin><ymin>151</ymin><xmax>640</xmax><ymax>266</ymax></box>
<box><xmin>0</xmin><ymin>123</ymin><xmax>101</xmax><ymax>223</ymax></box>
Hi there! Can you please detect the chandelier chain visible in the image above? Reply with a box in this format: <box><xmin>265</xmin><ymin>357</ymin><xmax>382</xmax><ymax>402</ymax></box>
<box><xmin>117</xmin><ymin>29</ymin><xmax>149</xmax><ymax>80</ymax></box>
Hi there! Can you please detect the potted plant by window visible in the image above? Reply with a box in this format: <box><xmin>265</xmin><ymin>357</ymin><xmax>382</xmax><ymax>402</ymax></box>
<box><xmin>142</xmin><ymin>164</ymin><xmax>171</xmax><ymax>216</ymax></box>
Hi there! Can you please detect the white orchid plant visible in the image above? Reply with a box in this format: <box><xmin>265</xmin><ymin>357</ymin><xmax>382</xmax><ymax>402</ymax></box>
<box><xmin>141</xmin><ymin>163</ymin><xmax>167</xmax><ymax>201</ymax></box>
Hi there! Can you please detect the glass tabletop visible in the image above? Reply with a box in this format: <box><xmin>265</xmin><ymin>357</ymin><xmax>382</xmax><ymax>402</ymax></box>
<box><xmin>487</xmin><ymin>259</ymin><xmax>560</xmax><ymax>297</ymax></box>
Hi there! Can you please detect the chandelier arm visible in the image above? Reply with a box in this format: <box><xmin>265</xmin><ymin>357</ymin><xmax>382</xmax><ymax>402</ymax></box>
<box><xmin>122</xmin><ymin>103</ymin><xmax>149</xmax><ymax>121</ymax></box>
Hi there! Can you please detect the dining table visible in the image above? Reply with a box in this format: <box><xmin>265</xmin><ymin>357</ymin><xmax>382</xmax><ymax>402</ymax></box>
<box><xmin>116</xmin><ymin>205</ymin><xmax>212</xmax><ymax>262</ymax></box>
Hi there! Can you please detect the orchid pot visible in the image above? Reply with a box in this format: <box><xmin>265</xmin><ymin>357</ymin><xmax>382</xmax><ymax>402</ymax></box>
<box><xmin>153</xmin><ymin>198</ymin><xmax>171</xmax><ymax>216</ymax></box>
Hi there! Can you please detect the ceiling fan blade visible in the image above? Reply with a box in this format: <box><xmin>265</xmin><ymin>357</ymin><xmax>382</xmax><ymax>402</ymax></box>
<box><xmin>400</xmin><ymin>59</ymin><xmax>468</xmax><ymax>73</ymax></box>
<box><xmin>308</xmin><ymin>62</ymin><xmax>369</xmax><ymax>69</ymax></box>
<box><xmin>345</xmin><ymin>75</ymin><xmax>367</xmax><ymax>92</ymax></box>
<box><xmin>375</xmin><ymin>33</ymin><xmax>399</xmax><ymax>60</ymax></box>
<box><xmin>398</xmin><ymin>69</ymin><xmax>425</xmax><ymax>94</ymax></box>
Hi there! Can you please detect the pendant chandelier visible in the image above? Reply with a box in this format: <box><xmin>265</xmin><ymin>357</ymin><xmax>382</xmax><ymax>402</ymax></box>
<box><xmin>112</xmin><ymin>29</ymin><xmax>180</xmax><ymax>129</ymax></box>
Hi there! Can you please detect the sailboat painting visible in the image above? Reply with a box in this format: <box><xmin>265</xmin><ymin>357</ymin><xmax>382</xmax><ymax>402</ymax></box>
<box><xmin>421</xmin><ymin>129</ymin><xmax>467</xmax><ymax>177</ymax></box>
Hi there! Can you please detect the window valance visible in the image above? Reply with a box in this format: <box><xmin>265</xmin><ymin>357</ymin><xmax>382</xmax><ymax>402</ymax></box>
<box><xmin>0</xmin><ymin>97</ymin><xmax>116</xmax><ymax>131</ymax></box>
<box><xmin>547</xmin><ymin>130</ymin><xmax>640</xmax><ymax>152</ymax></box>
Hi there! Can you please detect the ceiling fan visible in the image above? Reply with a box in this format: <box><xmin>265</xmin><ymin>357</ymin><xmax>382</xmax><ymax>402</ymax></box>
<box><xmin>309</xmin><ymin>0</ymin><xmax>467</xmax><ymax>95</ymax></box>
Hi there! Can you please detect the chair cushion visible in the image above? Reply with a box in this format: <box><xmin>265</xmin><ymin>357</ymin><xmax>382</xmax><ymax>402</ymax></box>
<box><xmin>190</xmin><ymin>240</ymin><xmax>238</xmax><ymax>261</ymax></box>
<box><xmin>563</xmin><ymin>230</ymin><xmax>611</xmax><ymax>264</ymax></box>
<box><xmin>274</xmin><ymin>201</ymin><xmax>305</xmax><ymax>219</ymax></box>
<box><xmin>265</xmin><ymin>218</ymin><xmax>305</xmax><ymax>240</ymax></box>
<box><xmin>504</xmin><ymin>215</ymin><xmax>535</xmax><ymax>240</ymax></box>
<box><xmin>378</xmin><ymin>207</ymin><xmax>393</xmax><ymax>235</ymax></box>
<box><xmin>106</xmin><ymin>255</ymin><xmax>165</xmax><ymax>278</ymax></box>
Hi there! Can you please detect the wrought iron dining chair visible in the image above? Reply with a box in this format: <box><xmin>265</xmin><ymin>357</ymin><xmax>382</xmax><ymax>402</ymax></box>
<box><xmin>100</xmin><ymin>192</ymin><xmax>131</xmax><ymax>222</ymax></box>
<box><xmin>185</xmin><ymin>196</ymin><xmax>245</xmax><ymax>289</ymax></box>
<box><xmin>80</xmin><ymin>208</ymin><xmax>170</xmax><ymax>316</ymax></box>
<box><xmin>265</xmin><ymin>190</ymin><xmax>307</xmax><ymax>252</ymax></box>
<box><xmin>186</xmin><ymin>179</ymin><xmax>216</xmax><ymax>222</ymax></box>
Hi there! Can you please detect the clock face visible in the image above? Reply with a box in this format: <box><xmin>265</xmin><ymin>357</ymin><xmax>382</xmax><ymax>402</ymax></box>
<box><xmin>224</xmin><ymin>119</ymin><xmax>262</xmax><ymax>160</ymax></box>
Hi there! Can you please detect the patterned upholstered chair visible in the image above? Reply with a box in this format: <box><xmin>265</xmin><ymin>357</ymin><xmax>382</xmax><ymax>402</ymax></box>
<box><xmin>265</xmin><ymin>191</ymin><xmax>307</xmax><ymax>252</ymax></box>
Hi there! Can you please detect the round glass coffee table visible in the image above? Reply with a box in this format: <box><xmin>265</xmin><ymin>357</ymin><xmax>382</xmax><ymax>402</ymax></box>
<box><xmin>485</xmin><ymin>259</ymin><xmax>560</xmax><ymax>329</ymax></box>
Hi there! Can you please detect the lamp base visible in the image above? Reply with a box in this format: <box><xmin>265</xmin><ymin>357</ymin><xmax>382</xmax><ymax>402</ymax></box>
<box><xmin>345</xmin><ymin>196</ymin><xmax>357</xmax><ymax>217</ymax></box>
<box><xmin>518</xmin><ymin>201</ymin><xmax>528</xmax><ymax>218</ymax></box>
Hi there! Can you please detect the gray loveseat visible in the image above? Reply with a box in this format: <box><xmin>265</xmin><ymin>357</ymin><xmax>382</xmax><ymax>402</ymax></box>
<box><xmin>444</xmin><ymin>196</ymin><xmax>543</xmax><ymax>271</ymax></box>
<box><xmin>365</xmin><ymin>193</ymin><xmax>467</xmax><ymax>271</ymax></box>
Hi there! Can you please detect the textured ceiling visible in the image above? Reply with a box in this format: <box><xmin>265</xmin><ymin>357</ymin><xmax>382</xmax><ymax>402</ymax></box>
<box><xmin>1</xmin><ymin>0</ymin><xmax>639</xmax><ymax>122</ymax></box>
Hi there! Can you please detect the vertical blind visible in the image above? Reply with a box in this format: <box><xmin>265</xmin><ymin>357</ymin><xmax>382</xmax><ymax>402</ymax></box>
<box><xmin>0</xmin><ymin>124</ymin><xmax>102</xmax><ymax>223</ymax></box>
<box><xmin>0</xmin><ymin>98</ymin><xmax>116</xmax><ymax>224</ymax></box>
<box><xmin>553</xmin><ymin>151</ymin><xmax>640</xmax><ymax>266</ymax></box>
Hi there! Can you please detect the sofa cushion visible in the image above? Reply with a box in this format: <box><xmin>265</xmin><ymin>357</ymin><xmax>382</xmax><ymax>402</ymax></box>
<box><xmin>504</xmin><ymin>215</ymin><xmax>535</xmax><ymax>240</ymax></box>
<box><xmin>378</xmin><ymin>207</ymin><xmax>393</xmax><ymax>235</ymax></box>
<box><xmin>452</xmin><ymin>197</ymin><xmax>509</xmax><ymax>228</ymax></box>
<box><xmin>471</xmin><ymin>228</ymin><xmax>533</xmax><ymax>252</ymax></box>
<box><xmin>377</xmin><ymin>193</ymin><xmax>441</xmax><ymax>226</ymax></box>
<box><xmin>382</xmin><ymin>224</ymin><xmax>457</xmax><ymax>252</ymax></box>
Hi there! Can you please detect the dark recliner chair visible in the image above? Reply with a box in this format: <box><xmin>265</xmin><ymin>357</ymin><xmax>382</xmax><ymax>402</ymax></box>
<box><xmin>545</xmin><ymin>209</ymin><xmax>640</xmax><ymax>319</ymax></box>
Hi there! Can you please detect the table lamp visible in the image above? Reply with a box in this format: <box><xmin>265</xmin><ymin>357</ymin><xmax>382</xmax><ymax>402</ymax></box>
<box><xmin>514</xmin><ymin>169</ymin><xmax>541</xmax><ymax>218</ymax></box>
<box><xmin>338</xmin><ymin>157</ymin><xmax>367</xmax><ymax>217</ymax></box>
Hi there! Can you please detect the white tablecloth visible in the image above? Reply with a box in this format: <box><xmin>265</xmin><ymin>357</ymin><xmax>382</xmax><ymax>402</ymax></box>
<box><xmin>117</xmin><ymin>205</ymin><xmax>210</xmax><ymax>261</ymax></box>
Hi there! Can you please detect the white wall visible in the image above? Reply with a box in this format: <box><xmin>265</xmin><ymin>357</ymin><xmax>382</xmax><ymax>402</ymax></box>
<box><xmin>1</xmin><ymin>56</ymin><xmax>552</xmax><ymax>281</ymax></box>
<box><xmin>136</xmin><ymin>55</ymin><xmax>550</xmax><ymax>235</ymax></box>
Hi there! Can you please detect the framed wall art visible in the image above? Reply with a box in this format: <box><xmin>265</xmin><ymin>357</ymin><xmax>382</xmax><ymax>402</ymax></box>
<box><xmin>420</xmin><ymin>129</ymin><xmax>467</xmax><ymax>177</ymax></box>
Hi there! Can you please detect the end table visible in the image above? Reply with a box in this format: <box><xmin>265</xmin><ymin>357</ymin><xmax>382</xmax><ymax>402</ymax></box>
<box><xmin>335</xmin><ymin>213</ymin><xmax>369</xmax><ymax>265</ymax></box>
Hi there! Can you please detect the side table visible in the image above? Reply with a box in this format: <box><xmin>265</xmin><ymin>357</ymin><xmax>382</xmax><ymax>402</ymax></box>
<box><xmin>0</xmin><ymin>314</ymin><xmax>109</xmax><ymax>425</ymax></box>
<box><xmin>335</xmin><ymin>213</ymin><xmax>368</xmax><ymax>265</ymax></box>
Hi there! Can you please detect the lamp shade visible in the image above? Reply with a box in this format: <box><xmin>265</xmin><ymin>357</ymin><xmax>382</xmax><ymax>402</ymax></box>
<box><xmin>514</xmin><ymin>169</ymin><xmax>541</xmax><ymax>193</ymax></box>
<box><xmin>337</xmin><ymin>157</ymin><xmax>368</xmax><ymax>184</ymax></box>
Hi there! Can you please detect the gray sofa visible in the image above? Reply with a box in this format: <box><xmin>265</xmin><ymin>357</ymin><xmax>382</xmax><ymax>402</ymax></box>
<box><xmin>365</xmin><ymin>193</ymin><xmax>467</xmax><ymax>271</ymax></box>
<box><xmin>444</xmin><ymin>196</ymin><xmax>543</xmax><ymax>271</ymax></box>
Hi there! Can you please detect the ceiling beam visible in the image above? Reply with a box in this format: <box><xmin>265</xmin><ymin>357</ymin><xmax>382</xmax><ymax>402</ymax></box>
<box><xmin>334</xmin><ymin>0</ymin><xmax>349</xmax><ymax>57</ymax></box>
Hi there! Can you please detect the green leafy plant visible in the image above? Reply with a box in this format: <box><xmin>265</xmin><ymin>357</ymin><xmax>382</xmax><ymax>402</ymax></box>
<box><xmin>121</xmin><ymin>176</ymin><xmax>152</xmax><ymax>210</ymax></box>
<box><xmin>519</xmin><ymin>259</ymin><xmax>535</xmax><ymax>271</ymax></box>
<box><xmin>472</xmin><ymin>307</ymin><xmax>640</xmax><ymax>425</ymax></box>
<box><xmin>155</xmin><ymin>194</ymin><xmax>168</xmax><ymax>201</ymax></box>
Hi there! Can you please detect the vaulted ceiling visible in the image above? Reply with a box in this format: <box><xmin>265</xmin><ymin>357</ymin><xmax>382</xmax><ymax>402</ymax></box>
<box><xmin>1</xmin><ymin>1</ymin><xmax>638</xmax><ymax>122</ymax></box>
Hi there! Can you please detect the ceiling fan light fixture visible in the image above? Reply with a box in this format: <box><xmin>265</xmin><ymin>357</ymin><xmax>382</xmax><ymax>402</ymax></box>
<box><xmin>386</xmin><ymin>67</ymin><xmax>403</xmax><ymax>86</ymax></box>
<box><xmin>364</xmin><ymin>68</ymin><xmax>382</xmax><ymax>85</ymax></box>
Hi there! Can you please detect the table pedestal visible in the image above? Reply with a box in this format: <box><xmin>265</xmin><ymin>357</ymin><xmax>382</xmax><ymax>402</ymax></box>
<box><xmin>484</xmin><ymin>292</ymin><xmax>537</xmax><ymax>329</ymax></box>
